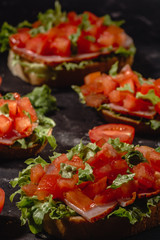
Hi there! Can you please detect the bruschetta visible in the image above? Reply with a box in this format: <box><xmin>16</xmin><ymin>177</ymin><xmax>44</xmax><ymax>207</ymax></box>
<box><xmin>0</xmin><ymin>2</ymin><xmax>135</xmax><ymax>87</ymax></box>
<box><xmin>73</xmin><ymin>63</ymin><xmax>160</xmax><ymax>135</ymax></box>
<box><xmin>10</xmin><ymin>139</ymin><xmax>160</xmax><ymax>239</ymax></box>
<box><xmin>0</xmin><ymin>85</ymin><xmax>56</xmax><ymax>160</ymax></box>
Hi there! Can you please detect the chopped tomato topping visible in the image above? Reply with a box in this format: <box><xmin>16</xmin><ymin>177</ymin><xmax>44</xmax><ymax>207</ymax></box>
<box><xmin>0</xmin><ymin>188</ymin><xmax>5</xmax><ymax>213</ymax></box>
<box><xmin>30</xmin><ymin>164</ymin><xmax>45</xmax><ymax>184</ymax></box>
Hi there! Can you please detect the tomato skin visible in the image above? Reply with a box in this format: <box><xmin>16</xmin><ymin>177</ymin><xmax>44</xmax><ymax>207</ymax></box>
<box><xmin>0</xmin><ymin>115</ymin><xmax>12</xmax><ymax>137</ymax></box>
<box><xmin>17</xmin><ymin>97</ymin><xmax>37</xmax><ymax>122</ymax></box>
<box><xmin>30</xmin><ymin>164</ymin><xmax>45</xmax><ymax>184</ymax></box>
<box><xmin>49</xmin><ymin>37</ymin><xmax>71</xmax><ymax>56</ymax></box>
<box><xmin>155</xmin><ymin>102</ymin><xmax>160</xmax><ymax>114</ymax></box>
<box><xmin>84</xmin><ymin>72</ymin><xmax>101</xmax><ymax>85</ymax></box>
<box><xmin>154</xmin><ymin>78</ymin><xmax>160</xmax><ymax>97</ymax></box>
<box><xmin>89</xmin><ymin>123</ymin><xmax>135</xmax><ymax>144</ymax></box>
<box><xmin>22</xmin><ymin>182</ymin><xmax>37</xmax><ymax>197</ymax></box>
<box><xmin>14</xmin><ymin>116</ymin><xmax>32</xmax><ymax>136</ymax></box>
<box><xmin>0</xmin><ymin>188</ymin><xmax>5</xmax><ymax>213</ymax></box>
<box><xmin>140</xmin><ymin>83</ymin><xmax>154</xmax><ymax>95</ymax></box>
<box><xmin>9</xmin><ymin>32</ymin><xmax>30</xmax><ymax>48</ymax></box>
<box><xmin>146</xmin><ymin>150</ymin><xmax>160</xmax><ymax>172</ymax></box>
<box><xmin>85</xmin><ymin>93</ymin><xmax>107</xmax><ymax>108</ymax></box>
<box><xmin>132</xmin><ymin>163</ymin><xmax>155</xmax><ymax>191</ymax></box>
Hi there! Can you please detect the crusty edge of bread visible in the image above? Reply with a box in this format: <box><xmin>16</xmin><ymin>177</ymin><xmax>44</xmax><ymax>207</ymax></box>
<box><xmin>0</xmin><ymin>128</ymin><xmax>52</xmax><ymax>160</ymax></box>
<box><xmin>43</xmin><ymin>200</ymin><xmax>160</xmax><ymax>240</ymax></box>
<box><xmin>100</xmin><ymin>109</ymin><xmax>160</xmax><ymax>136</ymax></box>
<box><xmin>8</xmin><ymin>50</ymin><xmax>134</xmax><ymax>88</ymax></box>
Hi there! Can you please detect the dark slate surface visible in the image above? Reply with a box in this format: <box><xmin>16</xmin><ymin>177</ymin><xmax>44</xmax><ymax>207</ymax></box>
<box><xmin>0</xmin><ymin>0</ymin><xmax>160</xmax><ymax>239</ymax></box>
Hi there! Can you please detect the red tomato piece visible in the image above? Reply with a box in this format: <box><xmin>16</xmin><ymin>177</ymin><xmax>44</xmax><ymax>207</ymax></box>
<box><xmin>102</xmin><ymin>75</ymin><xmax>118</xmax><ymax>96</ymax></box>
<box><xmin>0</xmin><ymin>188</ymin><xmax>5</xmax><ymax>213</ymax></box>
<box><xmin>49</xmin><ymin>37</ymin><xmax>71</xmax><ymax>56</ymax></box>
<box><xmin>133</xmin><ymin>163</ymin><xmax>155</xmax><ymax>191</ymax></box>
<box><xmin>25</xmin><ymin>34</ymin><xmax>48</xmax><ymax>54</ymax></box>
<box><xmin>155</xmin><ymin>102</ymin><xmax>160</xmax><ymax>114</ymax></box>
<box><xmin>154</xmin><ymin>78</ymin><xmax>160</xmax><ymax>97</ymax></box>
<box><xmin>14</xmin><ymin>116</ymin><xmax>32</xmax><ymax>136</ymax></box>
<box><xmin>97</xmin><ymin>30</ymin><xmax>114</xmax><ymax>47</ymax></box>
<box><xmin>108</xmin><ymin>90</ymin><xmax>127</xmax><ymax>105</ymax></box>
<box><xmin>0</xmin><ymin>115</ymin><xmax>12</xmax><ymax>137</ymax></box>
<box><xmin>83</xmin><ymin>176</ymin><xmax>107</xmax><ymax>199</ymax></box>
<box><xmin>17</xmin><ymin>97</ymin><xmax>37</xmax><ymax>122</ymax></box>
<box><xmin>84</xmin><ymin>71</ymin><xmax>101</xmax><ymax>85</ymax></box>
<box><xmin>30</xmin><ymin>164</ymin><xmax>45</xmax><ymax>185</ymax></box>
<box><xmin>119</xmin><ymin>78</ymin><xmax>135</xmax><ymax>93</ymax></box>
<box><xmin>89</xmin><ymin>123</ymin><xmax>135</xmax><ymax>144</ymax></box>
<box><xmin>77</xmin><ymin>35</ymin><xmax>99</xmax><ymax>54</ymax></box>
<box><xmin>123</xmin><ymin>94</ymin><xmax>137</xmax><ymax>111</ymax></box>
<box><xmin>9</xmin><ymin>32</ymin><xmax>30</xmax><ymax>48</ymax></box>
<box><xmin>22</xmin><ymin>182</ymin><xmax>37</xmax><ymax>197</ymax></box>
<box><xmin>115</xmin><ymin>179</ymin><xmax>137</xmax><ymax>199</ymax></box>
<box><xmin>146</xmin><ymin>150</ymin><xmax>160</xmax><ymax>172</ymax></box>
<box><xmin>85</xmin><ymin>93</ymin><xmax>107</xmax><ymax>108</ymax></box>
<box><xmin>140</xmin><ymin>83</ymin><xmax>154</xmax><ymax>95</ymax></box>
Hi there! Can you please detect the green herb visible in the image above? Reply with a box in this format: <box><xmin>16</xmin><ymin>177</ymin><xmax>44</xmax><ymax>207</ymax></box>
<box><xmin>54</xmin><ymin>60</ymin><xmax>94</xmax><ymax>71</ymax></box>
<box><xmin>1</xmin><ymin>92</ymin><xmax>15</xmax><ymax>100</ymax></box>
<box><xmin>23</xmin><ymin>110</ymin><xmax>32</xmax><ymax>123</ymax></box>
<box><xmin>0</xmin><ymin>103</ymin><xmax>9</xmax><ymax>117</ymax></box>
<box><xmin>122</xmin><ymin>150</ymin><xmax>148</xmax><ymax>168</ymax></box>
<box><xmin>109</xmin><ymin>61</ymin><xmax>118</xmax><ymax>77</ymax></box>
<box><xmin>117</xmin><ymin>83</ymin><xmax>134</xmax><ymax>93</ymax></box>
<box><xmin>69</xmin><ymin>28</ymin><xmax>81</xmax><ymax>55</ymax></box>
<box><xmin>108</xmin><ymin>138</ymin><xmax>136</xmax><ymax>153</ymax></box>
<box><xmin>115</xmin><ymin>45</ymin><xmax>136</xmax><ymax>57</ymax></box>
<box><xmin>146</xmin><ymin>119</ymin><xmax>160</xmax><ymax>130</ymax></box>
<box><xmin>26</xmin><ymin>85</ymin><xmax>57</xmax><ymax>115</ymax></box>
<box><xmin>79</xmin><ymin>13</ymin><xmax>92</xmax><ymax>31</ymax></box>
<box><xmin>136</xmin><ymin>89</ymin><xmax>160</xmax><ymax>105</ymax></box>
<box><xmin>67</xmin><ymin>141</ymin><xmax>101</xmax><ymax>162</ymax></box>
<box><xmin>59</xmin><ymin>163</ymin><xmax>77</xmax><ymax>178</ymax></box>
<box><xmin>78</xmin><ymin>163</ymin><xmax>94</xmax><ymax>185</ymax></box>
<box><xmin>107</xmin><ymin>173</ymin><xmax>135</xmax><ymax>189</ymax></box>
<box><xmin>85</xmin><ymin>35</ymin><xmax>96</xmax><ymax>42</ymax></box>
<box><xmin>134</xmin><ymin>72</ymin><xmax>154</xmax><ymax>86</ymax></box>
<box><xmin>0</xmin><ymin>22</ymin><xmax>17</xmax><ymax>52</ymax></box>
<box><xmin>103</xmin><ymin>14</ymin><xmax>125</xmax><ymax>27</ymax></box>
<box><xmin>155</xmin><ymin>146</ymin><xmax>160</xmax><ymax>153</ymax></box>
<box><xmin>71</xmin><ymin>85</ymin><xmax>86</xmax><ymax>104</ymax></box>
<box><xmin>17</xmin><ymin>20</ymin><xmax>32</xmax><ymax>29</ymax></box>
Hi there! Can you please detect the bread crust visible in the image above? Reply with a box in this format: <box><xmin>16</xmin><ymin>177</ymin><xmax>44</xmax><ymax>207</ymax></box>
<box><xmin>0</xmin><ymin>128</ymin><xmax>52</xmax><ymax>160</ymax></box>
<box><xmin>8</xmin><ymin>50</ymin><xmax>134</xmax><ymax>88</ymax></box>
<box><xmin>43</xmin><ymin>201</ymin><xmax>160</xmax><ymax>240</ymax></box>
<box><xmin>100</xmin><ymin>109</ymin><xmax>160</xmax><ymax>136</ymax></box>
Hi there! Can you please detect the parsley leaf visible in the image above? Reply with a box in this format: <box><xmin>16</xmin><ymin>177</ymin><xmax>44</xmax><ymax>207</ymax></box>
<box><xmin>136</xmin><ymin>89</ymin><xmax>160</xmax><ymax>105</ymax></box>
<box><xmin>59</xmin><ymin>163</ymin><xmax>77</xmax><ymax>179</ymax></box>
<box><xmin>0</xmin><ymin>103</ymin><xmax>9</xmax><ymax>117</ymax></box>
<box><xmin>107</xmin><ymin>173</ymin><xmax>135</xmax><ymax>189</ymax></box>
<box><xmin>109</xmin><ymin>61</ymin><xmax>118</xmax><ymax>77</ymax></box>
<box><xmin>108</xmin><ymin>138</ymin><xmax>135</xmax><ymax>153</ymax></box>
<box><xmin>78</xmin><ymin>163</ymin><xmax>94</xmax><ymax>185</ymax></box>
<box><xmin>103</xmin><ymin>15</ymin><xmax>125</xmax><ymax>27</ymax></box>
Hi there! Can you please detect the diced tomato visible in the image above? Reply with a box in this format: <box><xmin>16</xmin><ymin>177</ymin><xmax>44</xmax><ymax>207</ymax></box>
<box><xmin>83</xmin><ymin>11</ymin><xmax>99</xmax><ymax>24</ymax></box>
<box><xmin>94</xmin><ymin>188</ymin><xmax>116</xmax><ymax>204</ymax></box>
<box><xmin>146</xmin><ymin>150</ymin><xmax>160</xmax><ymax>172</ymax></box>
<box><xmin>77</xmin><ymin>35</ymin><xmax>99</xmax><ymax>54</ymax></box>
<box><xmin>30</xmin><ymin>164</ymin><xmax>45</xmax><ymax>184</ymax></box>
<box><xmin>32</xmin><ymin>20</ymin><xmax>41</xmax><ymax>28</ymax></box>
<box><xmin>84</xmin><ymin>72</ymin><xmax>101</xmax><ymax>85</ymax></box>
<box><xmin>65</xmin><ymin>188</ymin><xmax>94</xmax><ymax>211</ymax></box>
<box><xmin>67</xmin><ymin>11</ymin><xmax>81</xmax><ymax>25</ymax></box>
<box><xmin>89</xmin><ymin>123</ymin><xmax>135</xmax><ymax>144</ymax></box>
<box><xmin>13</xmin><ymin>92</ymin><xmax>21</xmax><ymax>100</ymax></box>
<box><xmin>97</xmin><ymin>30</ymin><xmax>114</xmax><ymax>47</ymax></box>
<box><xmin>85</xmin><ymin>93</ymin><xmax>107</xmax><ymax>108</ymax></box>
<box><xmin>53</xmin><ymin>154</ymin><xmax>69</xmax><ymax>170</ymax></box>
<box><xmin>108</xmin><ymin>90</ymin><xmax>127</xmax><ymax>105</ymax></box>
<box><xmin>123</xmin><ymin>94</ymin><xmax>137</xmax><ymax>111</ymax></box>
<box><xmin>9</xmin><ymin>32</ymin><xmax>30</xmax><ymax>48</ymax></box>
<box><xmin>83</xmin><ymin>176</ymin><xmax>107</xmax><ymax>199</ymax></box>
<box><xmin>14</xmin><ymin>116</ymin><xmax>32</xmax><ymax>136</ymax></box>
<box><xmin>0</xmin><ymin>77</ymin><xmax>2</xmax><ymax>86</ymax></box>
<box><xmin>119</xmin><ymin>78</ymin><xmax>135</xmax><ymax>93</ymax></box>
<box><xmin>135</xmin><ymin>145</ymin><xmax>154</xmax><ymax>160</ymax></box>
<box><xmin>115</xmin><ymin>179</ymin><xmax>137</xmax><ymax>199</ymax></box>
<box><xmin>57</xmin><ymin>175</ymin><xmax>78</xmax><ymax>198</ymax></box>
<box><xmin>22</xmin><ymin>182</ymin><xmax>37</xmax><ymax>197</ymax></box>
<box><xmin>0</xmin><ymin>115</ymin><xmax>12</xmax><ymax>137</ymax></box>
<box><xmin>155</xmin><ymin>102</ymin><xmax>160</xmax><ymax>114</ymax></box>
<box><xmin>140</xmin><ymin>83</ymin><xmax>154</xmax><ymax>95</ymax></box>
<box><xmin>17</xmin><ymin>97</ymin><xmax>37</xmax><ymax>122</ymax></box>
<box><xmin>0</xmin><ymin>188</ymin><xmax>5</xmax><ymax>213</ymax></box>
<box><xmin>49</xmin><ymin>37</ymin><xmax>71</xmax><ymax>56</ymax></box>
<box><xmin>36</xmin><ymin>174</ymin><xmax>60</xmax><ymax>200</ymax></box>
<box><xmin>80</xmin><ymin>85</ymin><xmax>91</xmax><ymax>96</ymax></box>
<box><xmin>67</xmin><ymin>155</ymin><xmax>85</xmax><ymax>169</ymax></box>
<box><xmin>132</xmin><ymin>163</ymin><xmax>155</xmax><ymax>191</ymax></box>
<box><xmin>154</xmin><ymin>78</ymin><xmax>160</xmax><ymax>97</ymax></box>
<box><xmin>25</xmin><ymin>33</ymin><xmax>48</xmax><ymax>55</ymax></box>
<box><xmin>102</xmin><ymin>75</ymin><xmax>118</xmax><ymax>96</ymax></box>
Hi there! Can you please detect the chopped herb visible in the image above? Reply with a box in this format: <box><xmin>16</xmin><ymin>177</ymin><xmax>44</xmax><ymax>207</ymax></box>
<box><xmin>85</xmin><ymin>35</ymin><xmax>96</xmax><ymax>42</ymax></box>
<box><xmin>136</xmin><ymin>89</ymin><xmax>160</xmax><ymax>105</ymax></box>
<box><xmin>108</xmin><ymin>138</ymin><xmax>136</xmax><ymax>153</ymax></box>
<box><xmin>103</xmin><ymin>14</ymin><xmax>125</xmax><ymax>27</ymax></box>
<box><xmin>117</xmin><ymin>83</ymin><xmax>134</xmax><ymax>93</ymax></box>
<box><xmin>109</xmin><ymin>61</ymin><xmax>118</xmax><ymax>77</ymax></box>
<box><xmin>59</xmin><ymin>163</ymin><xmax>77</xmax><ymax>178</ymax></box>
<box><xmin>0</xmin><ymin>103</ymin><xmax>9</xmax><ymax>117</ymax></box>
<box><xmin>107</xmin><ymin>173</ymin><xmax>135</xmax><ymax>189</ymax></box>
<box><xmin>78</xmin><ymin>163</ymin><xmax>94</xmax><ymax>185</ymax></box>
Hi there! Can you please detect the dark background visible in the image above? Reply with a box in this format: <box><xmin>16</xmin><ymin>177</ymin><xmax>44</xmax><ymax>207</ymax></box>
<box><xmin>0</xmin><ymin>0</ymin><xmax>160</xmax><ymax>239</ymax></box>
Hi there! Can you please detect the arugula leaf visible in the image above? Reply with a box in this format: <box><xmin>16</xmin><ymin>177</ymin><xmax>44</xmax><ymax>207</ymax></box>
<box><xmin>59</xmin><ymin>163</ymin><xmax>77</xmax><ymax>178</ymax></box>
<box><xmin>122</xmin><ymin>150</ymin><xmax>148</xmax><ymax>168</ymax></box>
<box><xmin>115</xmin><ymin>45</ymin><xmax>136</xmax><ymax>57</ymax></box>
<box><xmin>0</xmin><ymin>103</ymin><xmax>9</xmax><ymax>117</ymax></box>
<box><xmin>109</xmin><ymin>61</ymin><xmax>118</xmax><ymax>77</ymax></box>
<box><xmin>78</xmin><ymin>163</ymin><xmax>94</xmax><ymax>185</ymax></box>
<box><xmin>0</xmin><ymin>22</ymin><xmax>17</xmax><ymax>52</ymax></box>
<box><xmin>26</xmin><ymin>85</ymin><xmax>57</xmax><ymax>115</ymax></box>
<box><xmin>71</xmin><ymin>85</ymin><xmax>86</xmax><ymax>104</ymax></box>
<box><xmin>30</xmin><ymin>1</ymin><xmax>67</xmax><ymax>36</ymax></box>
<box><xmin>136</xmin><ymin>89</ymin><xmax>160</xmax><ymax>105</ymax></box>
<box><xmin>117</xmin><ymin>83</ymin><xmax>134</xmax><ymax>93</ymax></box>
<box><xmin>108</xmin><ymin>138</ymin><xmax>135</xmax><ymax>153</ymax></box>
<box><xmin>107</xmin><ymin>173</ymin><xmax>135</xmax><ymax>189</ymax></box>
<box><xmin>103</xmin><ymin>15</ymin><xmax>125</xmax><ymax>27</ymax></box>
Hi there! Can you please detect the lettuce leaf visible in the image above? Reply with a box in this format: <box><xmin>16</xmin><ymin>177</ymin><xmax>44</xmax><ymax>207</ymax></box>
<box><xmin>103</xmin><ymin>15</ymin><xmax>125</xmax><ymax>27</ymax></box>
<box><xmin>0</xmin><ymin>22</ymin><xmax>16</xmax><ymax>52</ymax></box>
<box><xmin>136</xmin><ymin>89</ymin><xmax>160</xmax><ymax>105</ymax></box>
<box><xmin>107</xmin><ymin>173</ymin><xmax>135</xmax><ymax>189</ymax></box>
<box><xmin>108</xmin><ymin>138</ymin><xmax>136</xmax><ymax>153</ymax></box>
<box><xmin>71</xmin><ymin>85</ymin><xmax>86</xmax><ymax>104</ymax></box>
<box><xmin>109</xmin><ymin>61</ymin><xmax>118</xmax><ymax>77</ymax></box>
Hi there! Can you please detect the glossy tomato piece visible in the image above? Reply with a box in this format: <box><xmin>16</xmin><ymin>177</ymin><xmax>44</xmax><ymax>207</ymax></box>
<box><xmin>84</xmin><ymin>71</ymin><xmax>101</xmax><ymax>85</ymax></box>
<box><xmin>89</xmin><ymin>123</ymin><xmax>135</xmax><ymax>144</ymax></box>
<box><xmin>67</xmin><ymin>11</ymin><xmax>81</xmax><ymax>25</ymax></box>
<box><xmin>17</xmin><ymin>97</ymin><xmax>37</xmax><ymax>122</ymax></box>
<box><xmin>25</xmin><ymin>33</ymin><xmax>48</xmax><ymax>54</ymax></box>
<box><xmin>14</xmin><ymin>116</ymin><xmax>32</xmax><ymax>136</ymax></box>
<box><xmin>140</xmin><ymin>83</ymin><xmax>154</xmax><ymax>95</ymax></box>
<box><xmin>0</xmin><ymin>188</ymin><xmax>5</xmax><ymax>213</ymax></box>
<box><xmin>154</xmin><ymin>78</ymin><xmax>160</xmax><ymax>97</ymax></box>
<box><xmin>146</xmin><ymin>149</ymin><xmax>160</xmax><ymax>172</ymax></box>
<box><xmin>97</xmin><ymin>30</ymin><xmax>114</xmax><ymax>47</ymax></box>
<box><xmin>83</xmin><ymin>176</ymin><xmax>107</xmax><ymax>199</ymax></box>
<box><xmin>49</xmin><ymin>37</ymin><xmax>71</xmax><ymax>56</ymax></box>
<box><xmin>85</xmin><ymin>93</ymin><xmax>107</xmax><ymax>108</ymax></box>
<box><xmin>9</xmin><ymin>32</ymin><xmax>30</xmax><ymax>48</ymax></box>
<box><xmin>0</xmin><ymin>99</ymin><xmax>17</xmax><ymax>118</ymax></box>
<box><xmin>119</xmin><ymin>78</ymin><xmax>135</xmax><ymax>93</ymax></box>
<box><xmin>155</xmin><ymin>102</ymin><xmax>160</xmax><ymax>114</ymax></box>
<box><xmin>115</xmin><ymin>179</ymin><xmax>137</xmax><ymax>199</ymax></box>
<box><xmin>108</xmin><ymin>90</ymin><xmax>127</xmax><ymax>105</ymax></box>
<box><xmin>77</xmin><ymin>35</ymin><xmax>99</xmax><ymax>54</ymax></box>
<box><xmin>22</xmin><ymin>182</ymin><xmax>37</xmax><ymax>197</ymax></box>
<box><xmin>132</xmin><ymin>163</ymin><xmax>155</xmax><ymax>191</ymax></box>
<box><xmin>30</xmin><ymin>164</ymin><xmax>45</xmax><ymax>184</ymax></box>
<box><xmin>0</xmin><ymin>115</ymin><xmax>12</xmax><ymax>137</ymax></box>
<box><xmin>102</xmin><ymin>75</ymin><xmax>118</xmax><ymax>96</ymax></box>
